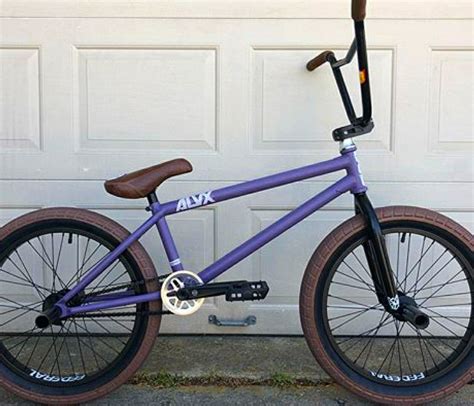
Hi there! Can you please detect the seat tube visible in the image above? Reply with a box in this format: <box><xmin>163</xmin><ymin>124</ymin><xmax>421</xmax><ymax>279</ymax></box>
<box><xmin>147</xmin><ymin>193</ymin><xmax>184</xmax><ymax>272</ymax></box>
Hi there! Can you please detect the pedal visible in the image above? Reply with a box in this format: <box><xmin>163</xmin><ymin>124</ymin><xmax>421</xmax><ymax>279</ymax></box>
<box><xmin>225</xmin><ymin>281</ymin><xmax>269</xmax><ymax>302</ymax></box>
<box><xmin>176</xmin><ymin>280</ymin><xmax>269</xmax><ymax>302</ymax></box>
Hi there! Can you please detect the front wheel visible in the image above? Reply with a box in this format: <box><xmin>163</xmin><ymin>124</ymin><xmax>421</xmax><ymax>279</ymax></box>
<box><xmin>300</xmin><ymin>206</ymin><xmax>473</xmax><ymax>405</ymax></box>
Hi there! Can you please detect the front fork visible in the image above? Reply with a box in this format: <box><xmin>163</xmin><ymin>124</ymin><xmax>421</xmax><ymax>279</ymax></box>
<box><xmin>354</xmin><ymin>193</ymin><xmax>430</xmax><ymax>329</ymax></box>
<box><xmin>354</xmin><ymin>193</ymin><xmax>399</xmax><ymax>311</ymax></box>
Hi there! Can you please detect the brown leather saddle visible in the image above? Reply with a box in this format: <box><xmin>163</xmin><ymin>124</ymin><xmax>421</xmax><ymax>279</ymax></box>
<box><xmin>104</xmin><ymin>158</ymin><xmax>192</xmax><ymax>199</ymax></box>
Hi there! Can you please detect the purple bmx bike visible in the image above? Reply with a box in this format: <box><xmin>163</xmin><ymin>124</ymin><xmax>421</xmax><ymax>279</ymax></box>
<box><xmin>0</xmin><ymin>1</ymin><xmax>472</xmax><ymax>404</ymax></box>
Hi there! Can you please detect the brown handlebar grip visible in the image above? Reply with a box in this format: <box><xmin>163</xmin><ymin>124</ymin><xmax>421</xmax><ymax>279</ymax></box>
<box><xmin>306</xmin><ymin>51</ymin><xmax>334</xmax><ymax>71</ymax></box>
<box><xmin>352</xmin><ymin>0</ymin><xmax>367</xmax><ymax>21</ymax></box>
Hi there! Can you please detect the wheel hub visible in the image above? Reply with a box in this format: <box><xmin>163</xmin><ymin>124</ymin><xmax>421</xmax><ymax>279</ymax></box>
<box><xmin>392</xmin><ymin>292</ymin><xmax>430</xmax><ymax>330</ymax></box>
<box><xmin>35</xmin><ymin>289</ymin><xmax>69</xmax><ymax>328</ymax></box>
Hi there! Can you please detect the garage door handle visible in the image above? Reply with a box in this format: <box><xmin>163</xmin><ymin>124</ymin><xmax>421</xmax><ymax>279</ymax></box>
<box><xmin>208</xmin><ymin>314</ymin><xmax>256</xmax><ymax>327</ymax></box>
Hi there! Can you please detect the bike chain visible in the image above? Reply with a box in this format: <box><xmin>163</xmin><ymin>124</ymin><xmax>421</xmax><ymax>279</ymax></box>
<box><xmin>69</xmin><ymin>273</ymin><xmax>172</xmax><ymax>318</ymax></box>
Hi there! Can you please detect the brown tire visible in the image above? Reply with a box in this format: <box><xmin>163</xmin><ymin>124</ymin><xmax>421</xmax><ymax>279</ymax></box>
<box><xmin>0</xmin><ymin>207</ymin><xmax>162</xmax><ymax>404</ymax></box>
<box><xmin>300</xmin><ymin>206</ymin><xmax>473</xmax><ymax>405</ymax></box>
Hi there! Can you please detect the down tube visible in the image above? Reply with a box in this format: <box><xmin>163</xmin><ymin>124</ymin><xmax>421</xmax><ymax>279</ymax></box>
<box><xmin>198</xmin><ymin>176</ymin><xmax>354</xmax><ymax>283</ymax></box>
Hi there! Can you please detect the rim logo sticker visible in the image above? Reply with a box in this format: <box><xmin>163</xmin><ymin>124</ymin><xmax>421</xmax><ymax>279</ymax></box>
<box><xmin>30</xmin><ymin>369</ymin><xmax>86</xmax><ymax>383</ymax></box>
<box><xmin>369</xmin><ymin>371</ymin><xmax>425</xmax><ymax>382</ymax></box>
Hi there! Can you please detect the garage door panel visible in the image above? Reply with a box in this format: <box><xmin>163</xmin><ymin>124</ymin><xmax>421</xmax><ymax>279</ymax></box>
<box><xmin>251</xmin><ymin>47</ymin><xmax>393</xmax><ymax>153</ymax></box>
<box><xmin>0</xmin><ymin>4</ymin><xmax>472</xmax><ymax>334</ymax></box>
<box><xmin>0</xmin><ymin>47</ymin><xmax>41</xmax><ymax>152</ymax></box>
<box><xmin>428</xmin><ymin>49</ymin><xmax>474</xmax><ymax>153</ymax></box>
<box><xmin>74</xmin><ymin>47</ymin><xmax>217</xmax><ymax>152</ymax></box>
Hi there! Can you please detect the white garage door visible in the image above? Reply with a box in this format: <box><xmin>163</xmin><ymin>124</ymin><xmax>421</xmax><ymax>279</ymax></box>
<box><xmin>0</xmin><ymin>1</ymin><xmax>472</xmax><ymax>334</ymax></box>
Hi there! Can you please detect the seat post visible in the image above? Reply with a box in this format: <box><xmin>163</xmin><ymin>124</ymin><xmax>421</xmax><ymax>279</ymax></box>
<box><xmin>146</xmin><ymin>191</ymin><xmax>185</xmax><ymax>272</ymax></box>
<box><xmin>147</xmin><ymin>191</ymin><xmax>158</xmax><ymax>206</ymax></box>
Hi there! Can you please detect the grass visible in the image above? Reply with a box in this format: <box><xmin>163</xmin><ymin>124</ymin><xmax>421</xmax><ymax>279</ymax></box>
<box><xmin>129</xmin><ymin>371</ymin><xmax>323</xmax><ymax>389</ymax></box>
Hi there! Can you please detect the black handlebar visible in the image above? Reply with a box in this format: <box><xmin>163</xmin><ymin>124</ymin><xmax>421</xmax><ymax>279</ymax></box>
<box><xmin>306</xmin><ymin>51</ymin><xmax>334</xmax><ymax>72</ymax></box>
<box><xmin>306</xmin><ymin>1</ymin><xmax>373</xmax><ymax>141</ymax></box>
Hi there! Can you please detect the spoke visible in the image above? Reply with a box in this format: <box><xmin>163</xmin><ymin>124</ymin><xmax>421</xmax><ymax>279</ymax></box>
<box><xmin>413</xmin><ymin>237</ymin><xmax>426</xmax><ymax>293</ymax></box>
<box><xmin>426</xmin><ymin>316</ymin><xmax>464</xmax><ymax>339</ymax></box>
<box><xmin>376</xmin><ymin>329</ymin><xmax>399</xmax><ymax>375</ymax></box>
<box><xmin>0</xmin><ymin>301</ymin><xmax>42</xmax><ymax>327</ymax></box>
<box><xmin>328</xmin><ymin>295</ymin><xmax>382</xmax><ymax>310</ymax></box>
<box><xmin>341</xmin><ymin>258</ymin><xmax>375</xmax><ymax>292</ymax></box>
<box><xmin>350</xmin><ymin>251</ymin><xmax>373</xmax><ymax>280</ymax></box>
<box><xmin>361</xmin><ymin>313</ymin><xmax>389</xmax><ymax>368</ymax></box>
<box><xmin>352</xmin><ymin>311</ymin><xmax>388</xmax><ymax>366</ymax></box>
<box><xmin>403</xmin><ymin>234</ymin><xmax>412</xmax><ymax>292</ymax></box>
<box><xmin>5</xmin><ymin>256</ymin><xmax>47</xmax><ymax>300</ymax></box>
<box><xmin>73</xmin><ymin>318</ymin><xmax>121</xmax><ymax>355</ymax></box>
<box><xmin>415</xmin><ymin>325</ymin><xmax>429</xmax><ymax>373</ymax></box>
<box><xmin>86</xmin><ymin>318</ymin><xmax>128</xmax><ymax>346</ymax></box>
<box><xmin>0</xmin><ymin>277</ymin><xmax>47</xmax><ymax>291</ymax></box>
<box><xmin>329</xmin><ymin>305</ymin><xmax>381</xmax><ymax>322</ymax></box>
<box><xmin>13</xmin><ymin>248</ymin><xmax>48</xmax><ymax>299</ymax></box>
<box><xmin>25</xmin><ymin>331</ymin><xmax>43</xmax><ymax>368</ymax></box>
<box><xmin>330</xmin><ymin>304</ymin><xmax>382</xmax><ymax>332</ymax></box>
<box><xmin>418</xmin><ymin>306</ymin><xmax>469</xmax><ymax>329</ymax></box>
<box><xmin>399</xmin><ymin>324</ymin><xmax>413</xmax><ymax>376</ymax></box>
<box><xmin>335</xmin><ymin>270</ymin><xmax>376</xmax><ymax>292</ymax></box>
<box><xmin>331</xmin><ymin>280</ymin><xmax>376</xmax><ymax>293</ymax></box>
<box><xmin>62</xmin><ymin>321</ymin><xmax>77</xmax><ymax>375</ymax></box>
<box><xmin>80</xmin><ymin>238</ymin><xmax>92</xmax><ymax>279</ymax></box>
<box><xmin>51</xmin><ymin>234</ymin><xmax>56</xmax><ymax>291</ymax></box>
<box><xmin>328</xmin><ymin>305</ymin><xmax>384</xmax><ymax>310</ymax></box>
<box><xmin>96</xmin><ymin>310</ymin><xmax>134</xmax><ymax>333</ymax></box>
<box><xmin>28</xmin><ymin>239</ymin><xmax>68</xmax><ymax>291</ymax></box>
<box><xmin>416</xmin><ymin>291</ymin><xmax>471</xmax><ymax>301</ymax></box>
<box><xmin>87</xmin><ymin>260</ymin><xmax>123</xmax><ymax>296</ymax></box>
<box><xmin>0</xmin><ymin>267</ymin><xmax>49</xmax><ymax>293</ymax></box>
<box><xmin>423</xmin><ymin>302</ymin><xmax>472</xmax><ymax>308</ymax></box>
<box><xmin>27</xmin><ymin>240</ymin><xmax>54</xmax><ymax>271</ymax></box>
<box><xmin>71</xmin><ymin>319</ymin><xmax>100</xmax><ymax>370</ymax></box>
<box><xmin>36</xmin><ymin>329</ymin><xmax>59</xmax><ymax>373</ymax></box>
<box><xmin>415</xmin><ymin>268</ymin><xmax>466</xmax><ymax>305</ymax></box>
<box><xmin>337</xmin><ymin>315</ymin><xmax>394</xmax><ymax>347</ymax></box>
<box><xmin>396</xmin><ymin>321</ymin><xmax>407</xmax><ymax>377</ymax></box>
<box><xmin>0</xmin><ymin>299</ymin><xmax>42</xmax><ymax>314</ymax></box>
<box><xmin>395</xmin><ymin>233</ymin><xmax>401</xmax><ymax>283</ymax></box>
<box><xmin>64</xmin><ymin>241</ymin><xmax>103</xmax><ymax>288</ymax></box>
<box><xmin>396</xmin><ymin>239</ymin><xmax>436</xmax><ymax>291</ymax></box>
<box><xmin>72</xmin><ymin>319</ymin><xmax>87</xmax><ymax>373</ymax></box>
<box><xmin>406</xmin><ymin>277</ymin><xmax>467</xmax><ymax>295</ymax></box>
<box><xmin>419</xmin><ymin>330</ymin><xmax>441</xmax><ymax>372</ymax></box>
<box><xmin>404</xmin><ymin>249</ymin><xmax>449</xmax><ymax>294</ymax></box>
<box><xmin>49</xmin><ymin>325</ymin><xmax>63</xmax><ymax>376</ymax></box>
<box><xmin>405</xmin><ymin>323</ymin><xmax>449</xmax><ymax>368</ymax></box>
<box><xmin>54</xmin><ymin>233</ymin><xmax>65</xmax><ymax>272</ymax></box>
<box><xmin>35</xmin><ymin>237</ymin><xmax>56</xmax><ymax>271</ymax></box>
<box><xmin>5</xmin><ymin>328</ymin><xmax>37</xmax><ymax>354</ymax></box>
<box><xmin>417</xmin><ymin>325</ymin><xmax>462</xmax><ymax>353</ymax></box>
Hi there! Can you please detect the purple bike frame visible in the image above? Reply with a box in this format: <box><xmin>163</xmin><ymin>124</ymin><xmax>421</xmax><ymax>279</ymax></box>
<box><xmin>57</xmin><ymin>148</ymin><xmax>366</xmax><ymax>317</ymax></box>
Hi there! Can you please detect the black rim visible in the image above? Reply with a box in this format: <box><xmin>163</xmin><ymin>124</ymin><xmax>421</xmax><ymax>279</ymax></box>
<box><xmin>321</xmin><ymin>222</ymin><xmax>473</xmax><ymax>386</ymax></box>
<box><xmin>0</xmin><ymin>221</ymin><xmax>149</xmax><ymax>388</ymax></box>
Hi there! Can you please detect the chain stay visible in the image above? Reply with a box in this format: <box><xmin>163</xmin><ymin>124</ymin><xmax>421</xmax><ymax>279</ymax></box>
<box><xmin>69</xmin><ymin>274</ymin><xmax>171</xmax><ymax>318</ymax></box>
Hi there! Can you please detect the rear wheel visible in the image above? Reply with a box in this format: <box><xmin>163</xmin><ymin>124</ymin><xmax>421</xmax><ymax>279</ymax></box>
<box><xmin>0</xmin><ymin>208</ymin><xmax>162</xmax><ymax>404</ymax></box>
<box><xmin>300</xmin><ymin>206</ymin><xmax>473</xmax><ymax>404</ymax></box>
